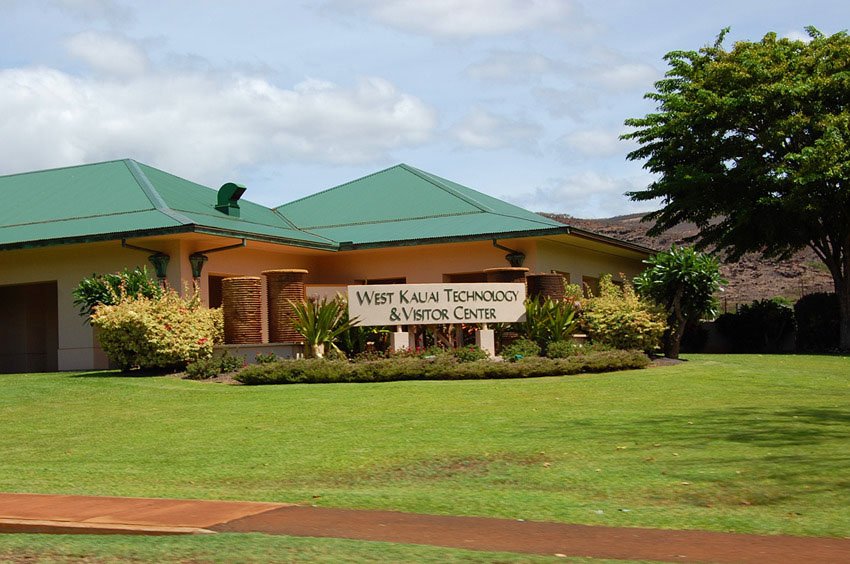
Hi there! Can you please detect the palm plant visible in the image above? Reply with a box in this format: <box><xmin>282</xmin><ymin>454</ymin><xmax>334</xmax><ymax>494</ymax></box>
<box><xmin>288</xmin><ymin>296</ymin><xmax>359</xmax><ymax>358</ymax></box>
<box><xmin>523</xmin><ymin>297</ymin><xmax>580</xmax><ymax>350</ymax></box>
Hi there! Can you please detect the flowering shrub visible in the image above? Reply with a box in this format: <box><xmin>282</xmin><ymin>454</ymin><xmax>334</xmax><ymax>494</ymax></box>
<box><xmin>91</xmin><ymin>289</ymin><xmax>223</xmax><ymax>370</ymax></box>
<box><xmin>582</xmin><ymin>275</ymin><xmax>666</xmax><ymax>353</ymax></box>
<box><xmin>73</xmin><ymin>266</ymin><xmax>163</xmax><ymax>320</ymax></box>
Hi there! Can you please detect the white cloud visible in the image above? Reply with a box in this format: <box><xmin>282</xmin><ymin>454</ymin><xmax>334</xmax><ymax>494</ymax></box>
<box><xmin>465</xmin><ymin>51</ymin><xmax>555</xmax><ymax>81</ymax></box>
<box><xmin>504</xmin><ymin>170</ymin><xmax>658</xmax><ymax>216</ymax></box>
<box><xmin>782</xmin><ymin>29</ymin><xmax>812</xmax><ymax>43</ymax></box>
<box><xmin>561</xmin><ymin>128</ymin><xmax>636</xmax><ymax>158</ymax></box>
<box><xmin>66</xmin><ymin>31</ymin><xmax>149</xmax><ymax>76</ymax></box>
<box><xmin>590</xmin><ymin>62</ymin><xmax>658</xmax><ymax>91</ymax></box>
<box><xmin>336</xmin><ymin>0</ymin><xmax>580</xmax><ymax>37</ymax></box>
<box><xmin>0</xmin><ymin>64</ymin><xmax>437</xmax><ymax>180</ymax></box>
<box><xmin>452</xmin><ymin>108</ymin><xmax>541</xmax><ymax>150</ymax></box>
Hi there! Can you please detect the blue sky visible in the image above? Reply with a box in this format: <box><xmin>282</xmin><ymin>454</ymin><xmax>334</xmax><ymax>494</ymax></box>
<box><xmin>1</xmin><ymin>0</ymin><xmax>847</xmax><ymax>217</ymax></box>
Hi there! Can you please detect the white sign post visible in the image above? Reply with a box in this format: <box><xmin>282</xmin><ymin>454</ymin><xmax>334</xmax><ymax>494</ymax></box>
<box><xmin>347</xmin><ymin>283</ymin><xmax>526</xmax><ymax>356</ymax></box>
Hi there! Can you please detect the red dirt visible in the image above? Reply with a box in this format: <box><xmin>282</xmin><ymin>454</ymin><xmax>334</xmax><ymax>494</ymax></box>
<box><xmin>212</xmin><ymin>505</ymin><xmax>850</xmax><ymax>563</ymax></box>
<box><xmin>2</xmin><ymin>493</ymin><xmax>847</xmax><ymax>563</ymax></box>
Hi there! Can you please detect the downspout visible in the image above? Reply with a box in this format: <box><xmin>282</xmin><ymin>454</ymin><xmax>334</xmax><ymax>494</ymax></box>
<box><xmin>492</xmin><ymin>239</ymin><xmax>526</xmax><ymax>267</ymax></box>
<box><xmin>189</xmin><ymin>239</ymin><xmax>247</xmax><ymax>280</ymax></box>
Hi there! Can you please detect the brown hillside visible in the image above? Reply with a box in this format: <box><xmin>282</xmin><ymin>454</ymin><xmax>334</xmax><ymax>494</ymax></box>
<box><xmin>544</xmin><ymin>213</ymin><xmax>833</xmax><ymax>311</ymax></box>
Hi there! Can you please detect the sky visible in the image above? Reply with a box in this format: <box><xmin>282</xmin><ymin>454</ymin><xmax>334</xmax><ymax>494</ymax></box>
<box><xmin>1</xmin><ymin>1</ymin><xmax>847</xmax><ymax>218</ymax></box>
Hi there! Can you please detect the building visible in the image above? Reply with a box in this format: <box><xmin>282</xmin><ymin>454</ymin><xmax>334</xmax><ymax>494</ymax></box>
<box><xmin>0</xmin><ymin>159</ymin><xmax>653</xmax><ymax>373</ymax></box>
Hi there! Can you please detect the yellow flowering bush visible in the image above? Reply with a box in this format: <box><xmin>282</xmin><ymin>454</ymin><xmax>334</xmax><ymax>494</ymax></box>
<box><xmin>582</xmin><ymin>274</ymin><xmax>666</xmax><ymax>353</ymax></box>
<box><xmin>92</xmin><ymin>289</ymin><xmax>223</xmax><ymax>370</ymax></box>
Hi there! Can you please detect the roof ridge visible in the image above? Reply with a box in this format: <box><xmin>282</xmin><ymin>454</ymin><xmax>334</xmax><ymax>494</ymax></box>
<box><xmin>276</xmin><ymin>164</ymin><xmax>407</xmax><ymax>210</ymax></box>
<box><xmin>399</xmin><ymin>164</ymin><xmax>495</xmax><ymax>214</ymax></box>
<box><xmin>0</xmin><ymin>208</ymin><xmax>170</xmax><ymax>230</ymax></box>
<box><xmin>300</xmin><ymin>210</ymin><xmax>485</xmax><ymax>230</ymax></box>
<box><xmin>123</xmin><ymin>160</ymin><xmax>194</xmax><ymax>226</ymax></box>
<box><xmin>0</xmin><ymin>158</ymin><xmax>131</xmax><ymax>180</ymax></box>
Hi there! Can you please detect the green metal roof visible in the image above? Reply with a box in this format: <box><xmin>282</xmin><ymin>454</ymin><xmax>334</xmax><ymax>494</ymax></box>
<box><xmin>0</xmin><ymin>159</ymin><xmax>333</xmax><ymax>250</ymax></box>
<box><xmin>277</xmin><ymin>164</ymin><xmax>567</xmax><ymax>247</ymax></box>
<box><xmin>0</xmin><ymin>159</ymin><xmax>649</xmax><ymax>255</ymax></box>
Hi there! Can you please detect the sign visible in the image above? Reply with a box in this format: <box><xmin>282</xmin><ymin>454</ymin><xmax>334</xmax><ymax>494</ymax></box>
<box><xmin>348</xmin><ymin>283</ymin><xmax>526</xmax><ymax>326</ymax></box>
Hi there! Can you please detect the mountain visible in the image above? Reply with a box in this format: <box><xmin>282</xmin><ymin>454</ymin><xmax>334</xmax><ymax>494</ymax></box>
<box><xmin>544</xmin><ymin>213</ymin><xmax>833</xmax><ymax>312</ymax></box>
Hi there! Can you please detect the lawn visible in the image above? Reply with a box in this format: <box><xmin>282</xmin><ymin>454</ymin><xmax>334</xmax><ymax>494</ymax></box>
<box><xmin>0</xmin><ymin>354</ymin><xmax>848</xmax><ymax>544</ymax></box>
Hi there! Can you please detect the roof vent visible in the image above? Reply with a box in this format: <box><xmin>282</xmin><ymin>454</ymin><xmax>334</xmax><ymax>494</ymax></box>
<box><xmin>216</xmin><ymin>182</ymin><xmax>246</xmax><ymax>217</ymax></box>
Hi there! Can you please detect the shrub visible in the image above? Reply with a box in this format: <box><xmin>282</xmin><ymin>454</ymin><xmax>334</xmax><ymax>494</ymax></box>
<box><xmin>452</xmin><ymin>345</ymin><xmax>489</xmax><ymax>362</ymax></box>
<box><xmin>500</xmin><ymin>338</ymin><xmax>542</xmax><ymax>361</ymax></box>
<box><xmin>795</xmin><ymin>293</ymin><xmax>840</xmax><ymax>352</ymax></box>
<box><xmin>185</xmin><ymin>351</ymin><xmax>241</xmax><ymax>380</ymax></box>
<box><xmin>255</xmin><ymin>352</ymin><xmax>278</xmax><ymax>364</ymax></box>
<box><xmin>522</xmin><ymin>297</ymin><xmax>580</xmax><ymax>350</ymax></box>
<box><xmin>91</xmin><ymin>290</ymin><xmax>221</xmax><ymax>370</ymax></box>
<box><xmin>234</xmin><ymin>349</ymin><xmax>649</xmax><ymax>385</ymax></box>
<box><xmin>73</xmin><ymin>266</ymin><xmax>163</xmax><ymax>320</ymax></box>
<box><xmin>582</xmin><ymin>275</ymin><xmax>666</xmax><ymax>353</ymax></box>
<box><xmin>545</xmin><ymin>340</ymin><xmax>611</xmax><ymax>358</ymax></box>
<box><xmin>717</xmin><ymin>298</ymin><xmax>796</xmax><ymax>353</ymax></box>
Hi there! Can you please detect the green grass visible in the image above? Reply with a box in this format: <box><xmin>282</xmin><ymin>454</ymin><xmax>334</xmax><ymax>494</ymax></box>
<box><xmin>0</xmin><ymin>354</ymin><xmax>848</xmax><ymax>541</ymax></box>
<box><xmin>0</xmin><ymin>533</ymin><xmax>606</xmax><ymax>563</ymax></box>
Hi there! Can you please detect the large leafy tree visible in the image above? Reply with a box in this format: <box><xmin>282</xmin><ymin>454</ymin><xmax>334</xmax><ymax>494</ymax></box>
<box><xmin>634</xmin><ymin>246</ymin><xmax>725</xmax><ymax>359</ymax></box>
<box><xmin>623</xmin><ymin>27</ymin><xmax>850</xmax><ymax>351</ymax></box>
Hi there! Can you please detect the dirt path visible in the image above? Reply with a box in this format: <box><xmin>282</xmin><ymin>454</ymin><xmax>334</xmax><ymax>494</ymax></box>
<box><xmin>2</xmin><ymin>493</ymin><xmax>848</xmax><ymax>563</ymax></box>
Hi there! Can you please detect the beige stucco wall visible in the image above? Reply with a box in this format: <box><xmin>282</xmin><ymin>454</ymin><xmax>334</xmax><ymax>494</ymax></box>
<box><xmin>310</xmin><ymin>239</ymin><xmax>537</xmax><ymax>284</ymax></box>
<box><xmin>0</xmin><ymin>242</ymin><xmax>153</xmax><ymax>371</ymax></box>
<box><xmin>533</xmin><ymin>236</ymin><xmax>646</xmax><ymax>287</ymax></box>
<box><xmin>0</xmin><ymin>233</ymin><xmax>647</xmax><ymax>372</ymax></box>
<box><xmin>0</xmin><ymin>239</ymin><xmax>324</xmax><ymax>371</ymax></box>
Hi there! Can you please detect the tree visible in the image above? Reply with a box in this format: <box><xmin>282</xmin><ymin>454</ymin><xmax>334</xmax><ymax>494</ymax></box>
<box><xmin>634</xmin><ymin>246</ymin><xmax>726</xmax><ymax>358</ymax></box>
<box><xmin>623</xmin><ymin>27</ymin><xmax>850</xmax><ymax>351</ymax></box>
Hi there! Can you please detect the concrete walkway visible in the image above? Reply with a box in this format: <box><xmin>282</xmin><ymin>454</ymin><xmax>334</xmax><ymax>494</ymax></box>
<box><xmin>1</xmin><ymin>493</ymin><xmax>849</xmax><ymax>563</ymax></box>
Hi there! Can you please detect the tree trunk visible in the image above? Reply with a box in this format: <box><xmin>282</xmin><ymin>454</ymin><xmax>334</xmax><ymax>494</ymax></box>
<box><xmin>838</xmin><ymin>278</ymin><xmax>850</xmax><ymax>352</ymax></box>
<box><xmin>664</xmin><ymin>288</ymin><xmax>686</xmax><ymax>359</ymax></box>
<box><xmin>304</xmin><ymin>343</ymin><xmax>325</xmax><ymax>359</ymax></box>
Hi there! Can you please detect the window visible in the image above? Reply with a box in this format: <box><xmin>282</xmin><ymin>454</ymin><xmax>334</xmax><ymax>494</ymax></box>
<box><xmin>443</xmin><ymin>272</ymin><xmax>486</xmax><ymax>283</ymax></box>
<box><xmin>355</xmin><ymin>277</ymin><xmax>406</xmax><ymax>285</ymax></box>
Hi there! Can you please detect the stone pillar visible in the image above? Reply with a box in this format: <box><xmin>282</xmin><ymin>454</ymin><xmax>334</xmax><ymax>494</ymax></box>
<box><xmin>222</xmin><ymin>277</ymin><xmax>263</xmax><ymax>344</ymax></box>
<box><xmin>476</xmin><ymin>327</ymin><xmax>496</xmax><ymax>357</ymax></box>
<box><xmin>391</xmin><ymin>326</ymin><xmax>410</xmax><ymax>353</ymax></box>
<box><xmin>526</xmin><ymin>273</ymin><xmax>566</xmax><ymax>301</ymax></box>
<box><xmin>263</xmin><ymin>269</ymin><xmax>308</xmax><ymax>343</ymax></box>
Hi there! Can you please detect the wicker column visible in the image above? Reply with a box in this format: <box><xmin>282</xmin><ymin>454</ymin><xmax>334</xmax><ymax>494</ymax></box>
<box><xmin>222</xmin><ymin>277</ymin><xmax>262</xmax><ymax>344</ymax></box>
<box><xmin>483</xmin><ymin>267</ymin><xmax>529</xmax><ymax>284</ymax></box>
<box><xmin>263</xmin><ymin>269</ymin><xmax>308</xmax><ymax>343</ymax></box>
<box><xmin>527</xmin><ymin>273</ymin><xmax>566</xmax><ymax>301</ymax></box>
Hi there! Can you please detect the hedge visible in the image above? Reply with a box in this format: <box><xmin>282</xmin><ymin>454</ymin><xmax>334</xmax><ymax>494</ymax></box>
<box><xmin>234</xmin><ymin>349</ymin><xmax>649</xmax><ymax>385</ymax></box>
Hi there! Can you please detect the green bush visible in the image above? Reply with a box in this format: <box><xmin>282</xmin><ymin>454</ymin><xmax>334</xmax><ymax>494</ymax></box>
<box><xmin>582</xmin><ymin>275</ymin><xmax>666</xmax><ymax>353</ymax></box>
<box><xmin>545</xmin><ymin>340</ymin><xmax>612</xmax><ymax>358</ymax></box>
<box><xmin>451</xmin><ymin>345</ymin><xmax>490</xmax><ymax>362</ymax></box>
<box><xmin>255</xmin><ymin>352</ymin><xmax>278</xmax><ymax>364</ymax></box>
<box><xmin>91</xmin><ymin>290</ymin><xmax>222</xmax><ymax>370</ymax></box>
<box><xmin>73</xmin><ymin>266</ymin><xmax>163</xmax><ymax>320</ymax></box>
<box><xmin>500</xmin><ymin>338</ymin><xmax>542</xmax><ymax>361</ymax></box>
<box><xmin>717</xmin><ymin>298</ymin><xmax>796</xmax><ymax>353</ymax></box>
<box><xmin>185</xmin><ymin>351</ymin><xmax>242</xmax><ymax>380</ymax></box>
<box><xmin>795</xmin><ymin>293</ymin><xmax>839</xmax><ymax>352</ymax></box>
<box><xmin>522</xmin><ymin>297</ymin><xmax>580</xmax><ymax>349</ymax></box>
<box><xmin>234</xmin><ymin>349</ymin><xmax>649</xmax><ymax>385</ymax></box>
